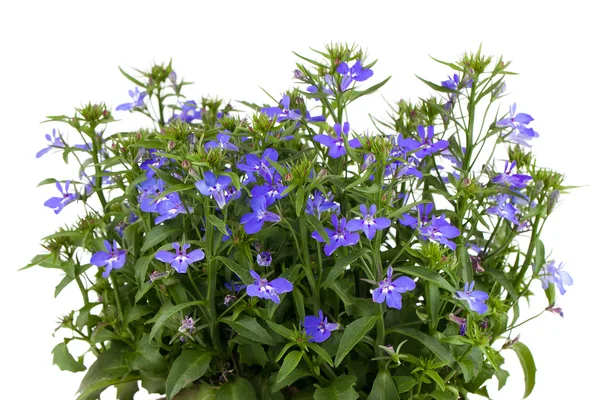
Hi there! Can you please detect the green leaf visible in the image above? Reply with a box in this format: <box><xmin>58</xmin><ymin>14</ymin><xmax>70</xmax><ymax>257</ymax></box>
<box><xmin>239</xmin><ymin>344</ymin><xmax>269</xmax><ymax>367</ymax></box>
<box><xmin>295</xmin><ymin>187</ymin><xmax>306</xmax><ymax>216</ymax></box>
<box><xmin>141</xmin><ymin>225</ymin><xmax>182</xmax><ymax>253</ymax></box>
<box><xmin>395</xmin><ymin>266</ymin><xmax>455</xmax><ymax>293</ymax></box>
<box><xmin>322</xmin><ymin>248</ymin><xmax>370</xmax><ymax>288</ymax></box>
<box><xmin>329</xmin><ymin>280</ymin><xmax>355</xmax><ymax>307</ymax></box>
<box><xmin>387</xmin><ymin>200</ymin><xmax>429</xmax><ymax>219</ymax></box>
<box><xmin>367</xmin><ymin>369</ymin><xmax>399</xmax><ymax>400</ymax></box>
<box><xmin>486</xmin><ymin>268</ymin><xmax>518</xmax><ymax>301</ymax></box>
<box><xmin>457</xmin><ymin>246</ymin><xmax>473</xmax><ymax>284</ymax></box>
<box><xmin>533</xmin><ymin>238</ymin><xmax>545</xmax><ymax>274</ymax></box>
<box><xmin>387</xmin><ymin>327</ymin><xmax>455</xmax><ymax>365</ymax></box>
<box><xmin>270</xmin><ymin>366</ymin><xmax>312</xmax><ymax>393</ymax></box>
<box><xmin>116</xmin><ymin>381</ymin><xmax>139</xmax><ymax>400</ymax></box>
<box><xmin>347</xmin><ymin>76</ymin><xmax>392</xmax><ymax>102</ymax></box>
<box><xmin>265</xmin><ymin>320</ymin><xmax>294</xmax><ymax>340</ymax></box>
<box><xmin>118</xmin><ymin>66</ymin><xmax>146</xmax><ymax>87</ymax></box>
<box><xmin>77</xmin><ymin>347</ymin><xmax>129</xmax><ymax>400</ymax></box>
<box><xmin>176</xmin><ymin>385</ymin><xmax>217</xmax><ymax>400</ymax></box>
<box><xmin>126</xmin><ymin>334</ymin><xmax>168</xmax><ymax>375</ymax></box>
<box><xmin>510</xmin><ymin>342</ymin><xmax>537</xmax><ymax>398</ymax></box>
<box><xmin>307</xmin><ymin>343</ymin><xmax>334</xmax><ymax>367</ymax></box>
<box><xmin>292</xmin><ymin>288</ymin><xmax>305</xmax><ymax>322</ymax></box>
<box><xmin>425</xmin><ymin>370</ymin><xmax>445</xmax><ymax>391</ymax></box>
<box><xmin>207</xmin><ymin>214</ymin><xmax>229</xmax><ymax>237</ymax></box>
<box><xmin>276</xmin><ymin>350</ymin><xmax>303</xmax><ymax>383</ymax></box>
<box><xmin>148</xmin><ymin>301</ymin><xmax>205</xmax><ymax>342</ymax></box>
<box><xmin>216</xmin><ymin>256</ymin><xmax>252</xmax><ymax>285</ymax></box>
<box><xmin>52</xmin><ymin>342</ymin><xmax>86</xmax><ymax>372</ymax></box>
<box><xmin>124</xmin><ymin>305</ymin><xmax>152</xmax><ymax>326</ymax></box>
<box><xmin>216</xmin><ymin>378</ymin><xmax>257</xmax><ymax>400</ymax></box>
<box><xmin>306</xmin><ymin>214</ymin><xmax>330</xmax><ymax>244</ymax></box>
<box><xmin>393</xmin><ymin>376</ymin><xmax>418</xmax><ymax>393</ymax></box>
<box><xmin>334</xmin><ymin>316</ymin><xmax>378</xmax><ymax>367</ymax></box>
<box><xmin>221</xmin><ymin>316</ymin><xmax>275</xmax><ymax>346</ymax></box>
<box><xmin>166</xmin><ymin>351</ymin><xmax>212</xmax><ymax>400</ymax></box>
<box><xmin>314</xmin><ymin>375</ymin><xmax>359</xmax><ymax>400</ymax></box>
<box><xmin>430</xmin><ymin>391</ymin><xmax>455</xmax><ymax>400</ymax></box>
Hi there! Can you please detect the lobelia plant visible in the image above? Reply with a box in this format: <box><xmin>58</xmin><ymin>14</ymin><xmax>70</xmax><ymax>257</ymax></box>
<box><xmin>25</xmin><ymin>43</ymin><xmax>574</xmax><ymax>400</ymax></box>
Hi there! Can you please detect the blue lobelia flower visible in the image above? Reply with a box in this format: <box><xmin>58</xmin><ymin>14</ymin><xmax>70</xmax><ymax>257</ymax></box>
<box><xmin>257</xmin><ymin>251</ymin><xmax>272</xmax><ymax>267</ymax></box>
<box><xmin>36</xmin><ymin>129</ymin><xmax>65</xmax><ymax>158</ymax></box>
<box><xmin>246</xmin><ymin>270</ymin><xmax>293</xmax><ymax>304</ymax></box>
<box><xmin>347</xmin><ymin>204</ymin><xmax>391</xmax><ymax>240</ymax></box>
<box><xmin>44</xmin><ymin>181</ymin><xmax>77</xmax><ymax>214</ymax></box>
<box><xmin>539</xmin><ymin>261</ymin><xmax>573</xmax><ymax>295</ymax></box>
<box><xmin>250</xmin><ymin>172</ymin><xmax>288</xmax><ymax>206</ymax></box>
<box><xmin>237</xmin><ymin>149</ymin><xmax>278</xmax><ymax>183</ymax></box>
<box><xmin>455</xmin><ymin>282</ymin><xmax>489</xmax><ymax>314</ymax></box>
<box><xmin>311</xmin><ymin>215</ymin><xmax>360</xmax><ymax>256</ymax></box>
<box><xmin>419</xmin><ymin>214</ymin><xmax>460</xmax><ymax>250</ymax></box>
<box><xmin>492</xmin><ymin>161</ymin><xmax>532</xmax><ymax>190</ymax></box>
<box><xmin>195</xmin><ymin>172</ymin><xmax>233</xmax><ymax>209</ymax></box>
<box><xmin>205</xmin><ymin>132</ymin><xmax>239</xmax><ymax>152</ymax></box>
<box><xmin>336</xmin><ymin>60</ymin><xmax>374</xmax><ymax>91</ymax></box>
<box><xmin>261</xmin><ymin>95</ymin><xmax>302</xmax><ymax>122</ymax></box>
<box><xmin>155</xmin><ymin>193</ymin><xmax>192</xmax><ymax>224</ymax></box>
<box><xmin>486</xmin><ymin>194</ymin><xmax>520</xmax><ymax>225</ymax></box>
<box><xmin>138</xmin><ymin>178</ymin><xmax>167</xmax><ymax>213</ymax></box>
<box><xmin>449</xmin><ymin>313</ymin><xmax>468</xmax><ymax>336</ymax></box>
<box><xmin>240</xmin><ymin>196</ymin><xmax>281</xmax><ymax>234</ymax></box>
<box><xmin>140</xmin><ymin>150</ymin><xmax>166</xmax><ymax>179</ymax></box>
<box><xmin>116</xmin><ymin>87</ymin><xmax>147</xmax><ymax>111</ymax></box>
<box><xmin>305</xmin><ymin>191</ymin><xmax>339</xmax><ymax>218</ymax></box>
<box><xmin>175</xmin><ymin>100</ymin><xmax>202</xmax><ymax>123</ymax></box>
<box><xmin>496</xmin><ymin>103</ymin><xmax>539</xmax><ymax>147</ymax></box>
<box><xmin>155</xmin><ymin>243</ymin><xmax>205</xmax><ymax>273</ymax></box>
<box><xmin>372</xmin><ymin>266</ymin><xmax>416</xmax><ymax>310</ymax></box>
<box><xmin>415</xmin><ymin>125</ymin><xmax>448</xmax><ymax>158</ymax></box>
<box><xmin>90</xmin><ymin>240</ymin><xmax>127</xmax><ymax>278</ymax></box>
<box><xmin>304</xmin><ymin>310</ymin><xmax>339</xmax><ymax>343</ymax></box>
<box><xmin>399</xmin><ymin>203</ymin><xmax>433</xmax><ymax>230</ymax></box>
<box><xmin>441</xmin><ymin>73</ymin><xmax>472</xmax><ymax>91</ymax></box>
<box><xmin>313</xmin><ymin>122</ymin><xmax>361</xmax><ymax>159</ymax></box>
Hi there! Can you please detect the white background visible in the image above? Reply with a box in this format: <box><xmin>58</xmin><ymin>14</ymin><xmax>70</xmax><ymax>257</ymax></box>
<box><xmin>1</xmin><ymin>1</ymin><xmax>597</xmax><ymax>399</ymax></box>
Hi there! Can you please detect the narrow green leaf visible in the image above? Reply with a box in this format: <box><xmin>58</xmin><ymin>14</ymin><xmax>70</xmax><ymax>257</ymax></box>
<box><xmin>486</xmin><ymin>268</ymin><xmax>518</xmax><ymax>301</ymax></box>
<box><xmin>425</xmin><ymin>370</ymin><xmax>445</xmax><ymax>391</ymax></box>
<box><xmin>395</xmin><ymin>266</ymin><xmax>455</xmax><ymax>293</ymax></box>
<box><xmin>292</xmin><ymin>288</ymin><xmax>305</xmax><ymax>322</ymax></box>
<box><xmin>387</xmin><ymin>327</ymin><xmax>455</xmax><ymax>365</ymax></box>
<box><xmin>52</xmin><ymin>342</ymin><xmax>86</xmax><ymax>372</ymax></box>
<box><xmin>307</xmin><ymin>343</ymin><xmax>334</xmax><ymax>367</ymax></box>
<box><xmin>322</xmin><ymin>248</ymin><xmax>370</xmax><ymax>288</ymax></box>
<box><xmin>141</xmin><ymin>225</ymin><xmax>182</xmax><ymax>253</ymax></box>
<box><xmin>367</xmin><ymin>369</ymin><xmax>399</xmax><ymax>400</ymax></box>
<box><xmin>276</xmin><ymin>350</ymin><xmax>303</xmax><ymax>383</ymax></box>
<box><xmin>118</xmin><ymin>66</ymin><xmax>146</xmax><ymax>87</ymax></box>
<box><xmin>216</xmin><ymin>378</ymin><xmax>257</xmax><ymax>400</ymax></box>
<box><xmin>239</xmin><ymin>344</ymin><xmax>269</xmax><ymax>367</ymax></box>
<box><xmin>207</xmin><ymin>214</ymin><xmax>229</xmax><ymax>237</ymax></box>
<box><xmin>265</xmin><ymin>320</ymin><xmax>294</xmax><ymax>340</ymax></box>
<box><xmin>148</xmin><ymin>301</ymin><xmax>205</xmax><ymax>342</ymax></box>
<box><xmin>270</xmin><ymin>366</ymin><xmax>311</xmax><ymax>393</ymax></box>
<box><xmin>295</xmin><ymin>187</ymin><xmax>306</xmax><ymax>217</ymax></box>
<box><xmin>457</xmin><ymin>246</ymin><xmax>473</xmax><ymax>284</ymax></box>
<box><xmin>416</xmin><ymin>75</ymin><xmax>455</xmax><ymax>94</ymax></box>
<box><xmin>511</xmin><ymin>342</ymin><xmax>537</xmax><ymax>398</ymax></box>
<box><xmin>387</xmin><ymin>200</ymin><xmax>429</xmax><ymax>219</ymax></box>
<box><xmin>306</xmin><ymin>214</ymin><xmax>330</xmax><ymax>244</ymax></box>
<box><xmin>314</xmin><ymin>375</ymin><xmax>359</xmax><ymax>400</ymax></box>
<box><xmin>221</xmin><ymin>316</ymin><xmax>275</xmax><ymax>346</ymax></box>
<box><xmin>533</xmin><ymin>238</ymin><xmax>545</xmax><ymax>274</ymax></box>
<box><xmin>215</xmin><ymin>256</ymin><xmax>252</xmax><ymax>285</ymax></box>
<box><xmin>393</xmin><ymin>376</ymin><xmax>418</xmax><ymax>393</ymax></box>
<box><xmin>166</xmin><ymin>351</ymin><xmax>212</xmax><ymax>400</ymax></box>
<box><xmin>334</xmin><ymin>316</ymin><xmax>378</xmax><ymax>367</ymax></box>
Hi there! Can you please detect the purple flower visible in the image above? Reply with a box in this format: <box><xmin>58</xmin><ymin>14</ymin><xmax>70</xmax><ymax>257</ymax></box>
<box><xmin>36</xmin><ymin>129</ymin><xmax>65</xmax><ymax>158</ymax></box>
<box><xmin>455</xmin><ymin>282</ymin><xmax>489</xmax><ymax>314</ymax></box>
<box><xmin>492</xmin><ymin>161</ymin><xmax>532</xmax><ymax>189</ymax></box>
<box><xmin>304</xmin><ymin>310</ymin><xmax>339</xmax><ymax>343</ymax></box>
<box><xmin>419</xmin><ymin>214</ymin><xmax>461</xmax><ymax>250</ymax></box>
<box><xmin>155</xmin><ymin>193</ymin><xmax>192</xmax><ymax>224</ymax></box>
<box><xmin>237</xmin><ymin>149</ymin><xmax>279</xmax><ymax>183</ymax></box>
<box><xmin>246</xmin><ymin>270</ymin><xmax>293</xmax><ymax>304</ymax></box>
<box><xmin>44</xmin><ymin>181</ymin><xmax>77</xmax><ymax>214</ymax></box>
<box><xmin>250</xmin><ymin>172</ymin><xmax>288</xmax><ymax>206</ymax></box>
<box><xmin>138</xmin><ymin>178</ymin><xmax>167</xmax><ymax>213</ymax></box>
<box><xmin>539</xmin><ymin>261</ymin><xmax>573</xmax><ymax>295</ymax></box>
<box><xmin>224</xmin><ymin>281</ymin><xmax>246</xmax><ymax>292</ymax></box>
<box><xmin>449</xmin><ymin>313</ymin><xmax>467</xmax><ymax>336</ymax></box>
<box><xmin>179</xmin><ymin>316</ymin><xmax>196</xmax><ymax>333</ymax></box>
<box><xmin>140</xmin><ymin>150</ymin><xmax>166</xmax><ymax>179</ymax></box>
<box><xmin>116</xmin><ymin>87</ymin><xmax>147</xmax><ymax>111</ymax></box>
<box><xmin>261</xmin><ymin>95</ymin><xmax>302</xmax><ymax>122</ymax></box>
<box><xmin>496</xmin><ymin>103</ymin><xmax>539</xmax><ymax>147</ymax></box>
<box><xmin>176</xmin><ymin>100</ymin><xmax>202</xmax><ymax>123</ymax></box>
<box><xmin>90</xmin><ymin>240</ymin><xmax>127</xmax><ymax>278</ymax></box>
<box><xmin>486</xmin><ymin>194</ymin><xmax>520</xmax><ymax>225</ymax></box>
<box><xmin>313</xmin><ymin>122</ymin><xmax>361</xmax><ymax>159</ymax></box>
<box><xmin>545</xmin><ymin>305</ymin><xmax>564</xmax><ymax>318</ymax></box>
<box><xmin>195</xmin><ymin>172</ymin><xmax>233</xmax><ymax>209</ymax></box>
<box><xmin>415</xmin><ymin>125</ymin><xmax>448</xmax><ymax>158</ymax></box>
<box><xmin>336</xmin><ymin>60</ymin><xmax>374</xmax><ymax>91</ymax></box>
<box><xmin>372</xmin><ymin>266</ymin><xmax>416</xmax><ymax>310</ymax></box>
<box><xmin>306</xmin><ymin>84</ymin><xmax>333</xmax><ymax>100</ymax></box>
<box><xmin>347</xmin><ymin>204</ymin><xmax>391</xmax><ymax>240</ymax></box>
<box><xmin>240</xmin><ymin>196</ymin><xmax>281</xmax><ymax>234</ymax></box>
<box><xmin>305</xmin><ymin>191</ymin><xmax>339</xmax><ymax>218</ymax></box>
<box><xmin>155</xmin><ymin>243</ymin><xmax>205</xmax><ymax>273</ymax></box>
<box><xmin>311</xmin><ymin>215</ymin><xmax>360</xmax><ymax>256</ymax></box>
<box><xmin>399</xmin><ymin>203</ymin><xmax>433</xmax><ymax>229</ymax></box>
<box><xmin>257</xmin><ymin>252</ymin><xmax>272</xmax><ymax>267</ymax></box>
<box><xmin>205</xmin><ymin>132</ymin><xmax>239</xmax><ymax>152</ymax></box>
<box><xmin>441</xmin><ymin>73</ymin><xmax>472</xmax><ymax>91</ymax></box>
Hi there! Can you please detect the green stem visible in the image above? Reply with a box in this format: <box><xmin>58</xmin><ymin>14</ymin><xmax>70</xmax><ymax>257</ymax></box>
<box><xmin>110</xmin><ymin>275</ymin><xmax>124</xmax><ymax>322</ymax></box>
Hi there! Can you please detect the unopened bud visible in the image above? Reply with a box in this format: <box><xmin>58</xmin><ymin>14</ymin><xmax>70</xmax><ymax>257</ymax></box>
<box><xmin>293</xmin><ymin>69</ymin><xmax>305</xmax><ymax>80</ymax></box>
<box><xmin>168</xmin><ymin>140</ymin><xmax>176</xmax><ymax>150</ymax></box>
<box><xmin>316</xmin><ymin>169</ymin><xmax>328</xmax><ymax>181</ymax></box>
<box><xmin>547</xmin><ymin>189</ymin><xmax>560</xmax><ymax>213</ymax></box>
<box><xmin>182</xmin><ymin>160</ymin><xmax>191</xmax><ymax>169</ymax></box>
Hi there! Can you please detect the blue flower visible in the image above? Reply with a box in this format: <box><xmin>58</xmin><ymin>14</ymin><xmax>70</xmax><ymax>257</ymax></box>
<box><xmin>311</xmin><ymin>215</ymin><xmax>360</xmax><ymax>256</ymax></box>
<box><xmin>138</xmin><ymin>178</ymin><xmax>167</xmax><ymax>213</ymax></box>
<box><xmin>175</xmin><ymin>100</ymin><xmax>202</xmax><ymax>122</ymax></box>
<box><xmin>246</xmin><ymin>270</ymin><xmax>293</xmax><ymax>304</ymax></box>
<box><xmin>155</xmin><ymin>243</ymin><xmax>205</xmax><ymax>273</ymax></box>
<box><xmin>261</xmin><ymin>95</ymin><xmax>302</xmax><ymax>122</ymax></box>
<box><xmin>304</xmin><ymin>310</ymin><xmax>339</xmax><ymax>343</ymax></box>
<box><xmin>415</xmin><ymin>125</ymin><xmax>448</xmax><ymax>158</ymax></box>
<box><xmin>257</xmin><ymin>251</ymin><xmax>272</xmax><ymax>267</ymax></box>
<box><xmin>441</xmin><ymin>73</ymin><xmax>472</xmax><ymax>91</ymax></box>
<box><xmin>313</xmin><ymin>122</ymin><xmax>361</xmax><ymax>159</ymax></box>
<box><xmin>496</xmin><ymin>103</ymin><xmax>539</xmax><ymax>147</ymax></box>
<box><xmin>116</xmin><ymin>87</ymin><xmax>147</xmax><ymax>111</ymax></box>
<box><xmin>305</xmin><ymin>191</ymin><xmax>339</xmax><ymax>218</ymax></box>
<box><xmin>419</xmin><ymin>214</ymin><xmax>460</xmax><ymax>250</ymax></box>
<box><xmin>399</xmin><ymin>203</ymin><xmax>433</xmax><ymax>230</ymax></box>
<box><xmin>155</xmin><ymin>193</ymin><xmax>192</xmax><ymax>224</ymax></box>
<box><xmin>44</xmin><ymin>181</ymin><xmax>77</xmax><ymax>214</ymax></box>
<box><xmin>205</xmin><ymin>132</ymin><xmax>239</xmax><ymax>152</ymax></box>
<box><xmin>240</xmin><ymin>196</ymin><xmax>281</xmax><ymax>234</ymax></box>
<box><xmin>195</xmin><ymin>172</ymin><xmax>233</xmax><ymax>209</ymax></box>
<box><xmin>539</xmin><ymin>261</ymin><xmax>573</xmax><ymax>295</ymax></box>
<box><xmin>250</xmin><ymin>172</ymin><xmax>288</xmax><ymax>206</ymax></box>
<box><xmin>372</xmin><ymin>266</ymin><xmax>416</xmax><ymax>310</ymax></box>
<box><xmin>90</xmin><ymin>240</ymin><xmax>127</xmax><ymax>278</ymax></box>
<box><xmin>347</xmin><ymin>204</ymin><xmax>391</xmax><ymax>240</ymax></box>
<box><xmin>237</xmin><ymin>149</ymin><xmax>279</xmax><ymax>183</ymax></box>
<box><xmin>492</xmin><ymin>161</ymin><xmax>532</xmax><ymax>189</ymax></box>
<box><xmin>140</xmin><ymin>150</ymin><xmax>166</xmax><ymax>178</ymax></box>
<box><xmin>36</xmin><ymin>129</ymin><xmax>65</xmax><ymax>158</ymax></box>
<box><xmin>336</xmin><ymin>60</ymin><xmax>373</xmax><ymax>91</ymax></box>
<box><xmin>455</xmin><ymin>282</ymin><xmax>489</xmax><ymax>314</ymax></box>
<box><xmin>486</xmin><ymin>194</ymin><xmax>520</xmax><ymax>225</ymax></box>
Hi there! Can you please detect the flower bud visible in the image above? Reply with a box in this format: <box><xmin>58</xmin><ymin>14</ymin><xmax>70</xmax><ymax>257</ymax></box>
<box><xmin>168</xmin><ymin>140</ymin><xmax>176</xmax><ymax>150</ymax></box>
<box><xmin>547</xmin><ymin>189</ymin><xmax>560</xmax><ymax>213</ymax></box>
<box><xmin>181</xmin><ymin>160</ymin><xmax>191</xmax><ymax>169</ymax></box>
